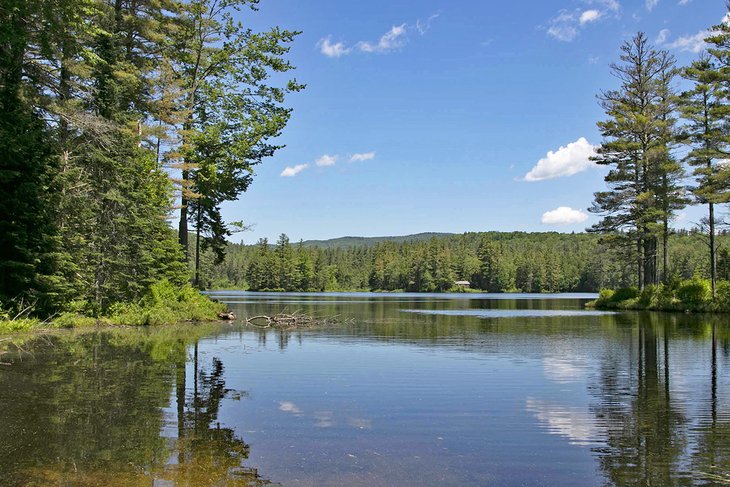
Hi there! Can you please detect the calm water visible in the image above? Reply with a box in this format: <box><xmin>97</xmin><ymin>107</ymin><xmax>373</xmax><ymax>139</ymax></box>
<box><xmin>2</xmin><ymin>292</ymin><xmax>730</xmax><ymax>486</ymax></box>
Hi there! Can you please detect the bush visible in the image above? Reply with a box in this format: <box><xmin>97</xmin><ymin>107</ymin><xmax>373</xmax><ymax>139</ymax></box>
<box><xmin>52</xmin><ymin>313</ymin><xmax>98</xmax><ymax>329</ymax></box>
<box><xmin>109</xmin><ymin>280</ymin><xmax>224</xmax><ymax>326</ymax></box>
<box><xmin>612</xmin><ymin>287</ymin><xmax>640</xmax><ymax>303</ymax></box>
<box><xmin>598</xmin><ymin>289</ymin><xmax>615</xmax><ymax>301</ymax></box>
<box><xmin>676</xmin><ymin>279</ymin><xmax>711</xmax><ymax>308</ymax></box>
<box><xmin>714</xmin><ymin>281</ymin><xmax>730</xmax><ymax>311</ymax></box>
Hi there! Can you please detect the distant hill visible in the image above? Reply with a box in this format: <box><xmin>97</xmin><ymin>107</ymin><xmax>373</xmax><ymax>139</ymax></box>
<box><xmin>298</xmin><ymin>232</ymin><xmax>454</xmax><ymax>249</ymax></box>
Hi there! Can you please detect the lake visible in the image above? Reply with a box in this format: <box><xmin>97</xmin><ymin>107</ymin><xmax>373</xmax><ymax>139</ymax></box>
<box><xmin>1</xmin><ymin>292</ymin><xmax>729</xmax><ymax>486</ymax></box>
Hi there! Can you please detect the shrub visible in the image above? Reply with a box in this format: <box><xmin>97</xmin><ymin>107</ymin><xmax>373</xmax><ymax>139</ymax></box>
<box><xmin>52</xmin><ymin>313</ymin><xmax>98</xmax><ymax>329</ymax></box>
<box><xmin>109</xmin><ymin>280</ymin><xmax>224</xmax><ymax>326</ymax></box>
<box><xmin>612</xmin><ymin>287</ymin><xmax>640</xmax><ymax>303</ymax></box>
<box><xmin>676</xmin><ymin>279</ymin><xmax>711</xmax><ymax>308</ymax></box>
<box><xmin>598</xmin><ymin>289</ymin><xmax>615</xmax><ymax>301</ymax></box>
<box><xmin>715</xmin><ymin>281</ymin><xmax>730</xmax><ymax>310</ymax></box>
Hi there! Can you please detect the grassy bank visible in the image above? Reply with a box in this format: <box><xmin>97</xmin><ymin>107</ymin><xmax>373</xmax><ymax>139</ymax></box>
<box><xmin>0</xmin><ymin>281</ymin><xmax>226</xmax><ymax>333</ymax></box>
<box><xmin>590</xmin><ymin>278</ymin><xmax>730</xmax><ymax>313</ymax></box>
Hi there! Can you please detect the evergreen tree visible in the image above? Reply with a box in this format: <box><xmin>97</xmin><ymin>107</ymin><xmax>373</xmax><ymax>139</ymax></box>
<box><xmin>589</xmin><ymin>33</ymin><xmax>681</xmax><ymax>289</ymax></box>
<box><xmin>167</xmin><ymin>0</ymin><xmax>303</xmax><ymax>259</ymax></box>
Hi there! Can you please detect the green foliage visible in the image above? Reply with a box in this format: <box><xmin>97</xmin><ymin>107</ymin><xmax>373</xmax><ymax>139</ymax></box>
<box><xmin>612</xmin><ymin>287</ymin><xmax>641</xmax><ymax>302</ymax></box>
<box><xmin>676</xmin><ymin>279</ymin><xmax>712</xmax><ymax>307</ymax></box>
<box><xmin>589</xmin><ymin>33</ymin><xmax>685</xmax><ymax>288</ymax></box>
<box><xmin>109</xmin><ymin>280</ymin><xmax>224</xmax><ymax>326</ymax></box>
<box><xmin>595</xmin><ymin>278</ymin><xmax>730</xmax><ymax>312</ymax></box>
<box><xmin>51</xmin><ymin>313</ymin><xmax>100</xmax><ymax>329</ymax></box>
<box><xmin>0</xmin><ymin>318</ymin><xmax>42</xmax><ymax>333</ymax></box>
<box><xmin>0</xmin><ymin>0</ymin><xmax>300</xmax><ymax>318</ymax></box>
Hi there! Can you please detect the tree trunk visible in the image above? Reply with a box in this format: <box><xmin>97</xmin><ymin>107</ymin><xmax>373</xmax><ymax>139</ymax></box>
<box><xmin>710</xmin><ymin>202</ymin><xmax>716</xmax><ymax>299</ymax></box>
<box><xmin>178</xmin><ymin>168</ymin><xmax>189</xmax><ymax>258</ymax></box>
<box><xmin>194</xmin><ymin>204</ymin><xmax>202</xmax><ymax>288</ymax></box>
<box><xmin>637</xmin><ymin>236</ymin><xmax>644</xmax><ymax>290</ymax></box>
<box><xmin>662</xmin><ymin>217</ymin><xmax>669</xmax><ymax>285</ymax></box>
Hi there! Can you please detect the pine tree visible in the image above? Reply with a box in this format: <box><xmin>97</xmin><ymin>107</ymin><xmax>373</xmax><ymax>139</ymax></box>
<box><xmin>679</xmin><ymin>53</ymin><xmax>730</xmax><ymax>298</ymax></box>
<box><xmin>589</xmin><ymin>33</ymin><xmax>681</xmax><ymax>289</ymax></box>
<box><xmin>166</xmin><ymin>0</ymin><xmax>304</xmax><ymax>259</ymax></box>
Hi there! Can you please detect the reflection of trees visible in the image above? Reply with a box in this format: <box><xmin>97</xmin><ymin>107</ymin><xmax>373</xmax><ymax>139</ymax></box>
<box><xmin>163</xmin><ymin>345</ymin><xmax>272</xmax><ymax>485</ymax></box>
<box><xmin>690</xmin><ymin>322</ymin><xmax>730</xmax><ymax>484</ymax></box>
<box><xmin>591</xmin><ymin>313</ymin><xmax>687</xmax><ymax>486</ymax></box>
<box><xmin>0</xmin><ymin>326</ymin><xmax>273</xmax><ymax>486</ymax></box>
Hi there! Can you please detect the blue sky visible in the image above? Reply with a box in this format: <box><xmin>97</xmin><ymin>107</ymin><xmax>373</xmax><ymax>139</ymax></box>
<box><xmin>222</xmin><ymin>0</ymin><xmax>724</xmax><ymax>244</ymax></box>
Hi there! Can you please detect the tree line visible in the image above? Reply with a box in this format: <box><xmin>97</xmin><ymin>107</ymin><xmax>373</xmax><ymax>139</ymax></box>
<box><xmin>0</xmin><ymin>0</ymin><xmax>299</xmax><ymax>316</ymax></box>
<box><xmin>201</xmin><ymin>231</ymin><xmax>730</xmax><ymax>293</ymax></box>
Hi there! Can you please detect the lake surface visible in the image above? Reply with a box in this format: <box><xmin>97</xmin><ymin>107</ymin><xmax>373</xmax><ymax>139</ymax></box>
<box><xmin>2</xmin><ymin>292</ymin><xmax>730</xmax><ymax>486</ymax></box>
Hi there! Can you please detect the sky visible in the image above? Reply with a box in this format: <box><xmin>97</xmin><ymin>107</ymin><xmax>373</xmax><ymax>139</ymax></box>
<box><xmin>220</xmin><ymin>0</ymin><xmax>724</xmax><ymax>244</ymax></box>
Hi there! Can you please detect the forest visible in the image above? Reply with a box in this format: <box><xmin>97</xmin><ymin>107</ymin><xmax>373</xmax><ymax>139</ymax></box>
<box><xmin>201</xmin><ymin>231</ymin><xmax>730</xmax><ymax>293</ymax></box>
<box><xmin>0</xmin><ymin>0</ymin><xmax>300</xmax><ymax>324</ymax></box>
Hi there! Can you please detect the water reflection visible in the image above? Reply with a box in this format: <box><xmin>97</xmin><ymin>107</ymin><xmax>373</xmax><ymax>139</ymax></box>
<box><xmin>0</xmin><ymin>325</ymin><xmax>272</xmax><ymax>486</ymax></box>
<box><xmin>2</xmin><ymin>294</ymin><xmax>730</xmax><ymax>486</ymax></box>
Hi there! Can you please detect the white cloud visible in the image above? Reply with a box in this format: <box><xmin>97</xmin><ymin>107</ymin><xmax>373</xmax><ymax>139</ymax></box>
<box><xmin>678</xmin><ymin>0</ymin><xmax>691</xmax><ymax>4</ymax></box>
<box><xmin>659</xmin><ymin>13</ymin><xmax>730</xmax><ymax>53</ymax></box>
<box><xmin>541</xmin><ymin>207</ymin><xmax>589</xmax><ymax>225</ymax></box>
<box><xmin>646</xmin><ymin>0</ymin><xmax>659</xmax><ymax>11</ymax></box>
<box><xmin>589</xmin><ymin>0</ymin><xmax>621</xmax><ymax>12</ymax></box>
<box><xmin>318</xmin><ymin>37</ymin><xmax>350</xmax><ymax>58</ymax></box>
<box><xmin>315</xmin><ymin>154</ymin><xmax>338</xmax><ymax>167</ymax></box>
<box><xmin>524</xmin><ymin>137</ymin><xmax>597</xmax><ymax>181</ymax></box>
<box><xmin>547</xmin><ymin>11</ymin><xmax>579</xmax><ymax>42</ymax></box>
<box><xmin>416</xmin><ymin>13</ymin><xmax>440</xmax><ymax>35</ymax></box>
<box><xmin>548</xmin><ymin>4</ymin><xmax>615</xmax><ymax>42</ymax></box>
<box><xmin>580</xmin><ymin>10</ymin><xmax>602</xmax><ymax>24</ymax></box>
<box><xmin>349</xmin><ymin>152</ymin><xmax>376</xmax><ymax>163</ymax></box>
<box><xmin>280</xmin><ymin>164</ymin><xmax>309</xmax><ymax>177</ymax></box>
<box><xmin>664</xmin><ymin>30</ymin><xmax>710</xmax><ymax>53</ymax></box>
<box><xmin>656</xmin><ymin>28</ymin><xmax>670</xmax><ymax>44</ymax></box>
<box><xmin>358</xmin><ymin>24</ymin><xmax>408</xmax><ymax>53</ymax></box>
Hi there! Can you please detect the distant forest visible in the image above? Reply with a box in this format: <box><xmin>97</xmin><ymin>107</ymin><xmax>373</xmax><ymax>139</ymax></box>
<box><xmin>200</xmin><ymin>231</ymin><xmax>730</xmax><ymax>293</ymax></box>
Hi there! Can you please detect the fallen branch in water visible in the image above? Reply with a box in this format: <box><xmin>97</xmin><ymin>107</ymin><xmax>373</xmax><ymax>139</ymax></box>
<box><xmin>244</xmin><ymin>311</ymin><xmax>349</xmax><ymax>330</ymax></box>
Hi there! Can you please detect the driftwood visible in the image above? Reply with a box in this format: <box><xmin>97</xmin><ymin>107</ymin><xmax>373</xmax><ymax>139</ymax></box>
<box><xmin>244</xmin><ymin>311</ymin><xmax>347</xmax><ymax>330</ymax></box>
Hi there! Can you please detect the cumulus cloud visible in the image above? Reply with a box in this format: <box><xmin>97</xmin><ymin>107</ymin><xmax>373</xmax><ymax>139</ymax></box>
<box><xmin>658</xmin><ymin>13</ymin><xmax>730</xmax><ymax>53</ymax></box>
<box><xmin>349</xmin><ymin>152</ymin><xmax>376</xmax><ymax>163</ymax></box>
<box><xmin>541</xmin><ymin>207</ymin><xmax>589</xmax><ymax>225</ymax></box>
<box><xmin>524</xmin><ymin>137</ymin><xmax>597</xmax><ymax>182</ymax></box>
<box><xmin>547</xmin><ymin>11</ymin><xmax>580</xmax><ymax>41</ymax></box>
<box><xmin>358</xmin><ymin>24</ymin><xmax>408</xmax><ymax>53</ymax></box>
<box><xmin>315</xmin><ymin>154</ymin><xmax>338</xmax><ymax>167</ymax></box>
<box><xmin>664</xmin><ymin>30</ymin><xmax>710</xmax><ymax>53</ymax></box>
<box><xmin>317</xmin><ymin>37</ymin><xmax>350</xmax><ymax>58</ymax></box>
<box><xmin>646</xmin><ymin>0</ymin><xmax>659</xmax><ymax>11</ymax></box>
<box><xmin>280</xmin><ymin>164</ymin><xmax>309</xmax><ymax>177</ymax></box>
<box><xmin>547</xmin><ymin>1</ymin><xmax>620</xmax><ymax>41</ymax></box>
<box><xmin>656</xmin><ymin>28</ymin><xmax>670</xmax><ymax>44</ymax></box>
<box><xmin>580</xmin><ymin>10</ymin><xmax>602</xmax><ymax>24</ymax></box>
<box><xmin>319</xmin><ymin>14</ymin><xmax>438</xmax><ymax>57</ymax></box>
